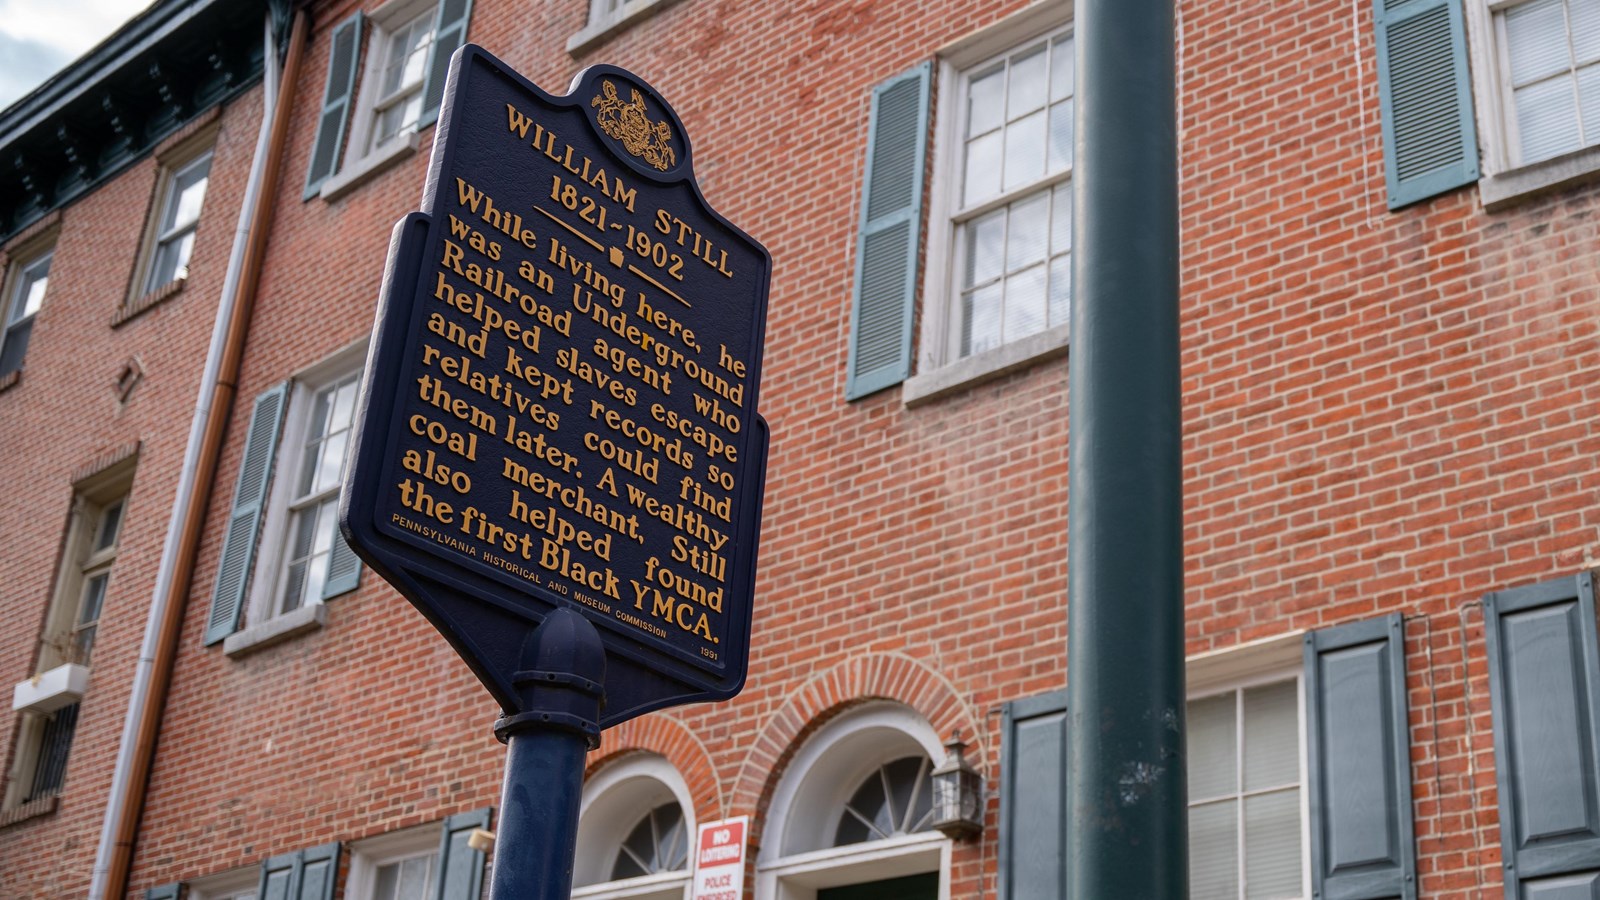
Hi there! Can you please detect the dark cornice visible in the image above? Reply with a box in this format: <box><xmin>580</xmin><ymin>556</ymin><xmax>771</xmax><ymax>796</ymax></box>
<box><xmin>0</xmin><ymin>0</ymin><xmax>274</xmax><ymax>243</ymax></box>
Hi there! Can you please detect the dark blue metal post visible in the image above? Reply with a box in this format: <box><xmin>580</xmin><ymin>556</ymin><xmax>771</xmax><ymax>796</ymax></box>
<box><xmin>1066</xmin><ymin>0</ymin><xmax>1186</xmax><ymax>895</ymax></box>
<box><xmin>488</xmin><ymin>608</ymin><xmax>604</xmax><ymax>900</ymax></box>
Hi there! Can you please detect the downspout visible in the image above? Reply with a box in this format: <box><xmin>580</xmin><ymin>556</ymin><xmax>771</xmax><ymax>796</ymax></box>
<box><xmin>89</xmin><ymin>8</ymin><xmax>309</xmax><ymax>898</ymax></box>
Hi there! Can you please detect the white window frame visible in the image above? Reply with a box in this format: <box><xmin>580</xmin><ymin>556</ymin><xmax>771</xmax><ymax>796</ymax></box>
<box><xmin>0</xmin><ymin>245</ymin><xmax>51</xmax><ymax>376</ymax></box>
<box><xmin>1466</xmin><ymin>0</ymin><xmax>1600</xmax><ymax>206</ymax></box>
<box><xmin>330</xmin><ymin>0</ymin><xmax>437</xmax><ymax>197</ymax></box>
<box><xmin>347</xmin><ymin>822</ymin><xmax>442</xmax><ymax>900</ymax></box>
<box><xmin>140</xmin><ymin>149</ymin><xmax>214</xmax><ymax>295</ymax></box>
<box><xmin>241</xmin><ymin>342</ymin><xmax>366</xmax><ymax>634</ymax></box>
<box><xmin>574</xmin><ymin>754</ymin><xmax>694</xmax><ymax>899</ymax></box>
<box><xmin>1185</xmin><ymin>634</ymin><xmax>1310</xmax><ymax>900</ymax></box>
<box><xmin>187</xmin><ymin>865</ymin><xmax>260</xmax><ymax>900</ymax></box>
<box><xmin>906</xmin><ymin>2</ymin><xmax>1074</xmax><ymax>405</ymax></box>
<box><xmin>755</xmin><ymin>703</ymin><xmax>952</xmax><ymax>900</ymax></box>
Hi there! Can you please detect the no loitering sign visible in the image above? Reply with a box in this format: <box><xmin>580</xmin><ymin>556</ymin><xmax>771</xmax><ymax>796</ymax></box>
<box><xmin>691</xmin><ymin>817</ymin><xmax>748</xmax><ymax>900</ymax></box>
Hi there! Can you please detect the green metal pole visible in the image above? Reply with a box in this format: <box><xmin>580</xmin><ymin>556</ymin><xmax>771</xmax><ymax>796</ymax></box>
<box><xmin>1066</xmin><ymin>0</ymin><xmax>1186</xmax><ymax>895</ymax></box>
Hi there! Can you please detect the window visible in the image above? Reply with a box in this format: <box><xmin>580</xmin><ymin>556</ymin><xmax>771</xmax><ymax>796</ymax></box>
<box><xmin>574</xmin><ymin>755</ymin><xmax>694</xmax><ymax>899</ymax></box>
<box><xmin>142</xmin><ymin>151</ymin><xmax>212</xmax><ymax>294</ymax></box>
<box><xmin>1186</xmin><ymin>678</ymin><xmax>1305</xmax><ymax>900</ymax></box>
<box><xmin>206</xmin><ymin>345</ymin><xmax>366</xmax><ymax>652</ymax></box>
<box><xmin>845</xmin><ymin>3</ymin><xmax>1074</xmax><ymax>404</ymax></box>
<box><xmin>347</xmin><ymin>811</ymin><xmax>493</xmax><ymax>900</ymax></box>
<box><xmin>1455</xmin><ymin>0</ymin><xmax>1600</xmax><ymax>204</ymax></box>
<box><xmin>568</xmin><ymin>0</ymin><xmax>687</xmax><ymax>53</ymax></box>
<box><xmin>359</xmin><ymin>2</ymin><xmax>436</xmax><ymax>157</ymax></box>
<box><xmin>305</xmin><ymin>0</ymin><xmax>471</xmax><ymax>199</ymax></box>
<box><xmin>943</xmin><ymin>31</ymin><xmax>1072</xmax><ymax>362</ymax></box>
<box><xmin>4</xmin><ymin>459</ymin><xmax>134</xmax><ymax>815</ymax></box>
<box><xmin>755</xmin><ymin>704</ymin><xmax>949</xmax><ymax>900</ymax></box>
<box><xmin>267</xmin><ymin>370</ymin><xmax>360</xmax><ymax>618</ymax></box>
<box><xmin>0</xmin><ymin>245</ymin><xmax>50</xmax><ymax>379</ymax></box>
<box><xmin>997</xmin><ymin>621</ymin><xmax>1415</xmax><ymax>900</ymax></box>
<box><xmin>184</xmin><ymin>864</ymin><xmax>260</xmax><ymax>900</ymax></box>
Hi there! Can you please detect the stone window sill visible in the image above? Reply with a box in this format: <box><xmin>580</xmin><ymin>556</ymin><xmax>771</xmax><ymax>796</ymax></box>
<box><xmin>1479</xmin><ymin>144</ymin><xmax>1600</xmax><ymax>211</ymax></box>
<box><xmin>901</xmin><ymin>323</ymin><xmax>1070</xmax><ymax>407</ymax></box>
<box><xmin>567</xmin><ymin>0</ymin><xmax>687</xmax><ymax>55</ymax></box>
<box><xmin>320</xmin><ymin>132</ymin><xmax>421</xmax><ymax>203</ymax></box>
<box><xmin>114</xmin><ymin>277</ymin><xmax>185</xmax><ymax>328</ymax></box>
<box><xmin>223</xmin><ymin>602</ymin><xmax>326</xmax><ymax>657</ymax></box>
<box><xmin>0</xmin><ymin>795</ymin><xmax>58</xmax><ymax>828</ymax></box>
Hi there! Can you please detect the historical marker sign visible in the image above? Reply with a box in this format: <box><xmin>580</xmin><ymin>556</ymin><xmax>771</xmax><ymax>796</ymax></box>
<box><xmin>341</xmin><ymin>46</ymin><xmax>770</xmax><ymax>727</ymax></box>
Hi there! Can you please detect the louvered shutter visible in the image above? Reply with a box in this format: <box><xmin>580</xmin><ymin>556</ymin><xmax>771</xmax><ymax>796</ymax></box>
<box><xmin>257</xmin><ymin>850</ymin><xmax>300</xmax><ymax>900</ymax></box>
<box><xmin>1374</xmin><ymin>0</ymin><xmax>1479</xmax><ymax>208</ymax></box>
<box><xmin>845</xmin><ymin>63</ymin><xmax>931</xmax><ymax>400</ymax></box>
<box><xmin>999</xmin><ymin>690</ymin><xmax>1068</xmax><ymax>899</ymax></box>
<box><xmin>320</xmin><ymin>528</ymin><xmax>362</xmax><ymax>599</ymax></box>
<box><xmin>204</xmin><ymin>382</ymin><xmax>288</xmax><ymax>645</ymax></box>
<box><xmin>1305</xmin><ymin>614</ymin><xmax>1417</xmax><ymax>900</ymax></box>
<box><xmin>296</xmin><ymin>843</ymin><xmax>340</xmax><ymax>900</ymax></box>
<box><xmin>419</xmin><ymin>0</ymin><xmax>473</xmax><ymax>128</ymax></box>
<box><xmin>1485</xmin><ymin>573</ymin><xmax>1600</xmax><ymax>897</ymax></box>
<box><xmin>303</xmin><ymin>13</ymin><xmax>363</xmax><ymax>199</ymax></box>
<box><xmin>434</xmin><ymin>807</ymin><xmax>493</xmax><ymax>900</ymax></box>
<box><xmin>144</xmin><ymin>884</ymin><xmax>182</xmax><ymax>900</ymax></box>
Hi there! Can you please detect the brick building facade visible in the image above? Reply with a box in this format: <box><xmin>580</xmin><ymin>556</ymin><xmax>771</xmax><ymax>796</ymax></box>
<box><xmin>3</xmin><ymin>0</ymin><xmax>1600</xmax><ymax>897</ymax></box>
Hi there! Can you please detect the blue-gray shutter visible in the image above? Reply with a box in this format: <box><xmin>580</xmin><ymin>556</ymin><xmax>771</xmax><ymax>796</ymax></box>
<box><xmin>145</xmin><ymin>884</ymin><xmax>182</xmax><ymax>900</ymax></box>
<box><xmin>204</xmin><ymin>382</ymin><xmax>289</xmax><ymax>645</ymax></box>
<box><xmin>845</xmin><ymin>63</ymin><xmax>930</xmax><ymax>400</ymax></box>
<box><xmin>1305</xmin><ymin>614</ymin><xmax>1417</xmax><ymax>900</ymax></box>
<box><xmin>257</xmin><ymin>850</ymin><xmax>300</xmax><ymax>900</ymax></box>
<box><xmin>434</xmin><ymin>807</ymin><xmax>493</xmax><ymax>900</ymax></box>
<box><xmin>320</xmin><ymin>528</ymin><xmax>362</xmax><ymax>599</ymax></box>
<box><xmin>419</xmin><ymin>0</ymin><xmax>472</xmax><ymax>128</ymax></box>
<box><xmin>1373</xmin><ymin>0</ymin><xmax>1479</xmax><ymax>209</ymax></box>
<box><xmin>1484</xmin><ymin>572</ymin><xmax>1600</xmax><ymax>898</ymax></box>
<box><xmin>999</xmin><ymin>689</ymin><xmax>1068</xmax><ymax>899</ymax></box>
<box><xmin>303</xmin><ymin>13</ymin><xmax>363</xmax><ymax>199</ymax></box>
<box><xmin>296</xmin><ymin>842</ymin><xmax>340</xmax><ymax>900</ymax></box>
<box><xmin>256</xmin><ymin>843</ymin><xmax>340</xmax><ymax>900</ymax></box>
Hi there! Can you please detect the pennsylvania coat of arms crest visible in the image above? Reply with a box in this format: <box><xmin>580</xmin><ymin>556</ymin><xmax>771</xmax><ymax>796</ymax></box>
<box><xmin>592</xmin><ymin>79</ymin><xmax>677</xmax><ymax>172</ymax></box>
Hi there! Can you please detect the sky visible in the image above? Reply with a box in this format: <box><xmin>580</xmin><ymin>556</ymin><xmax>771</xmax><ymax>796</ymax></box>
<box><xmin>0</xmin><ymin>0</ymin><xmax>153</xmax><ymax>109</ymax></box>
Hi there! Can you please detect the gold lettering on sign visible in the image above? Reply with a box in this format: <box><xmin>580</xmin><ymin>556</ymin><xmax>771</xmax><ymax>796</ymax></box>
<box><xmin>591</xmin><ymin>81</ymin><xmax>677</xmax><ymax>171</ymax></box>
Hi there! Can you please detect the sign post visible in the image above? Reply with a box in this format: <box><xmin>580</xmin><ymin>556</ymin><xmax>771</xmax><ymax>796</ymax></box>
<box><xmin>341</xmin><ymin>46</ymin><xmax>771</xmax><ymax>897</ymax></box>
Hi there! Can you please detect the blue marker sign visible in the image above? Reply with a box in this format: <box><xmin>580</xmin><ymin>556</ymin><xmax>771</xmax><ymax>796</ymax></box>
<box><xmin>341</xmin><ymin>46</ymin><xmax>770</xmax><ymax>727</ymax></box>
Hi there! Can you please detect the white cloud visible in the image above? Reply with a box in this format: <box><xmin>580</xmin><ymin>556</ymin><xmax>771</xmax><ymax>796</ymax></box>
<box><xmin>0</xmin><ymin>0</ymin><xmax>152</xmax><ymax>108</ymax></box>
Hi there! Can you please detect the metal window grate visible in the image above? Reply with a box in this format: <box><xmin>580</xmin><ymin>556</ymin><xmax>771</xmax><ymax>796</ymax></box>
<box><xmin>25</xmin><ymin>702</ymin><xmax>79</xmax><ymax>803</ymax></box>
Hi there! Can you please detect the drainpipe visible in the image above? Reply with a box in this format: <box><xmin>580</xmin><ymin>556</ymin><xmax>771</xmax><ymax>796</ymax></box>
<box><xmin>88</xmin><ymin>8</ymin><xmax>308</xmax><ymax>898</ymax></box>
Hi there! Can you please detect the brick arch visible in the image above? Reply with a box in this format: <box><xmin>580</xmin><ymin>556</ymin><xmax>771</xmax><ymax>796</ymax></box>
<box><xmin>588</xmin><ymin>712</ymin><xmax>723</xmax><ymax>824</ymax></box>
<box><xmin>730</xmin><ymin>652</ymin><xmax>981</xmax><ymax>850</ymax></box>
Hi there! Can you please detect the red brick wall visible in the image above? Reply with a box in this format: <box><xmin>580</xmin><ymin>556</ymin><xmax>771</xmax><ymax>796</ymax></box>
<box><xmin>114</xmin><ymin>0</ymin><xmax>1600</xmax><ymax>898</ymax></box>
<box><xmin>0</xmin><ymin>89</ymin><xmax>265</xmax><ymax>898</ymax></box>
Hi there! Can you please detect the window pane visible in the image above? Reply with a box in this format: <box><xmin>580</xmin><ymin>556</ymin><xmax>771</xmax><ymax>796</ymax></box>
<box><xmin>149</xmin><ymin>231</ymin><xmax>196</xmax><ymax>287</ymax></box>
<box><xmin>1515</xmin><ymin>77</ymin><xmax>1582</xmax><ymax>162</ymax></box>
<box><xmin>1003</xmin><ymin>110</ymin><xmax>1048</xmax><ymax>192</ymax></box>
<box><xmin>1051</xmin><ymin>36</ymin><xmax>1074</xmax><ymax>101</ymax></box>
<box><xmin>78</xmin><ymin>573</ymin><xmax>109</xmax><ymax>627</ymax></box>
<box><xmin>962</xmin><ymin>282</ymin><xmax>1003</xmax><ymax>356</ymax></box>
<box><xmin>11</xmin><ymin>253</ymin><xmax>50</xmax><ymax>322</ymax></box>
<box><xmin>964</xmin><ymin>210</ymin><xmax>1006</xmax><ymax>288</ymax></box>
<box><xmin>964</xmin><ymin>131</ymin><xmax>1003</xmax><ymax>206</ymax></box>
<box><xmin>1575</xmin><ymin>0</ymin><xmax>1600</xmax><ymax>61</ymax></box>
<box><xmin>1579</xmin><ymin>63</ymin><xmax>1600</xmax><ymax>140</ymax></box>
<box><xmin>95</xmin><ymin>499</ymin><xmax>125</xmax><ymax>552</ymax></box>
<box><xmin>1243</xmin><ymin>789</ymin><xmax>1302</xmax><ymax>899</ymax></box>
<box><xmin>1048</xmin><ymin>254</ymin><xmax>1071</xmax><ymax>328</ymax></box>
<box><xmin>1243</xmin><ymin>681</ymin><xmax>1299</xmax><ymax>791</ymax></box>
<box><xmin>968</xmin><ymin>66</ymin><xmax>1006</xmax><ymax>137</ymax></box>
<box><xmin>1003</xmin><ymin>265</ymin><xmax>1048</xmax><ymax>343</ymax></box>
<box><xmin>1189</xmin><ymin>800</ymin><xmax>1240</xmax><ymax>900</ymax></box>
<box><xmin>162</xmin><ymin>156</ymin><xmax>211</xmax><ymax>234</ymax></box>
<box><xmin>1188</xmin><ymin>693</ymin><xmax>1238</xmax><ymax>800</ymax></box>
<box><xmin>1052</xmin><ymin>181</ymin><xmax>1072</xmax><ymax>255</ymax></box>
<box><xmin>1006</xmin><ymin>191</ymin><xmax>1050</xmax><ymax>271</ymax></box>
<box><xmin>1506</xmin><ymin>0</ymin><xmax>1572</xmax><ymax>85</ymax></box>
<box><xmin>1049</xmin><ymin>99</ymin><xmax>1074</xmax><ymax>172</ymax></box>
<box><xmin>1009</xmin><ymin>45</ymin><xmax>1050</xmax><ymax>119</ymax></box>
